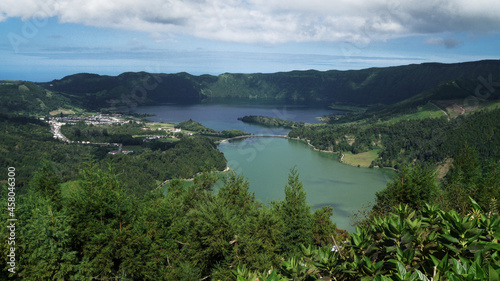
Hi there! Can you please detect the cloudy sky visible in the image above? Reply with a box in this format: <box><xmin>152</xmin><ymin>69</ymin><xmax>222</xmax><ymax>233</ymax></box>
<box><xmin>1</xmin><ymin>0</ymin><xmax>500</xmax><ymax>81</ymax></box>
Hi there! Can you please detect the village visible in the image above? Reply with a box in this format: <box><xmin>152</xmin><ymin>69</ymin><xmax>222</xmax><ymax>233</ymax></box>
<box><xmin>47</xmin><ymin>114</ymin><xmax>131</xmax><ymax>144</ymax></box>
<box><xmin>46</xmin><ymin>114</ymin><xmax>189</xmax><ymax>155</ymax></box>
<box><xmin>48</xmin><ymin>114</ymin><xmax>130</xmax><ymax>126</ymax></box>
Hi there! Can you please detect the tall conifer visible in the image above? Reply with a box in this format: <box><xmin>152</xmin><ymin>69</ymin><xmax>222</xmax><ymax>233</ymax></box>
<box><xmin>279</xmin><ymin>168</ymin><xmax>313</xmax><ymax>257</ymax></box>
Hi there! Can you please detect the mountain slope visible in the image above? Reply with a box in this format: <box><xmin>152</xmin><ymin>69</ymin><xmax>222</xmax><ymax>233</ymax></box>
<box><xmin>39</xmin><ymin>60</ymin><xmax>500</xmax><ymax>110</ymax></box>
<box><xmin>0</xmin><ymin>81</ymin><xmax>82</xmax><ymax>115</ymax></box>
<box><xmin>327</xmin><ymin>77</ymin><xmax>500</xmax><ymax>123</ymax></box>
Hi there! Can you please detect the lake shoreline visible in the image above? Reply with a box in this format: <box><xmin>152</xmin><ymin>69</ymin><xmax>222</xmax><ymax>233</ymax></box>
<box><xmin>288</xmin><ymin>136</ymin><xmax>395</xmax><ymax>170</ymax></box>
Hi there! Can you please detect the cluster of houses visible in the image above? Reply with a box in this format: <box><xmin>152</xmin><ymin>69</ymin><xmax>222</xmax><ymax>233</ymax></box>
<box><xmin>141</xmin><ymin>127</ymin><xmax>181</xmax><ymax>133</ymax></box>
<box><xmin>49</xmin><ymin>121</ymin><xmax>71</xmax><ymax>143</ymax></box>
<box><xmin>140</xmin><ymin>127</ymin><xmax>192</xmax><ymax>142</ymax></box>
<box><xmin>49</xmin><ymin>114</ymin><xmax>130</xmax><ymax>126</ymax></box>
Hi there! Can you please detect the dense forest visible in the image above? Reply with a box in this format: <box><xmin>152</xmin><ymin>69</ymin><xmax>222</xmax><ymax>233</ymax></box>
<box><xmin>289</xmin><ymin>108</ymin><xmax>500</xmax><ymax>168</ymax></box>
<box><xmin>1</xmin><ymin>152</ymin><xmax>499</xmax><ymax>280</ymax></box>
<box><xmin>0</xmin><ymin>81</ymin><xmax>79</xmax><ymax>116</ymax></box>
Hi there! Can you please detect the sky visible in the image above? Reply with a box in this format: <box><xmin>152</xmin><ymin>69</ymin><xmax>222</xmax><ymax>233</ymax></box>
<box><xmin>1</xmin><ymin>0</ymin><xmax>500</xmax><ymax>82</ymax></box>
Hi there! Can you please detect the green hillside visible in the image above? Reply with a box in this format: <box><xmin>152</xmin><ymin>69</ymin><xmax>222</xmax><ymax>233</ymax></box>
<box><xmin>38</xmin><ymin>72</ymin><xmax>207</xmax><ymax>111</ymax></box>
<box><xmin>328</xmin><ymin>77</ymin><xmax>500</xmax><ymax>124</ymax></box>
<box><xmin>38</xmin><ymin>60</ymin><xmax>500</xmax><ymax>111</ymax></box>
<box><xmin>0</xmin><ymin>81</ymin><xmax>82</xmax><ymax>115</ymax></box>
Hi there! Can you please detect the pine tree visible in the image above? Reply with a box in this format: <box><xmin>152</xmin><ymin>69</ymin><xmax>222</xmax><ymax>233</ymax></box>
<box><xmin>66</xmin><ymin>160</ymin><xmax>135</xmax><ymax>279</ymax></box>
<box><xmin>279</xmin><ymin>168</ymin><xmax>313</xmax><ymax>257</ymax></box>
<box><xmin>312</xmin><ymin>206</ymin><xmax>338</xmax><ymax>247</ymax></box>
<box><xmin>444</xmin><ymin>145</ymin><xmax>482</xmax><ymax>214</ymax></box>
<box><xmin>18</xmin><ymin>195</ymin><xmax>78</xmax><ymax>280</ymax></box>
<box><xmin>374</xmin><ymin>164</ymin><xmax>436</xmax><ymax>215</ymax></box>
<box><xmin>30</xmin><ymin>161</ymin><xmax>62</xmax><ymax>209</ymax></box>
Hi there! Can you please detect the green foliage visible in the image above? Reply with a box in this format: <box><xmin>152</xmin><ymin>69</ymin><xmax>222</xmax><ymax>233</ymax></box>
<box><xmin>443</xmin><ymin>145</ymin><xmax>500</xmax><ymax>215</ymax></box>
<box><xmin>277</xmin><ymin>168</ymin><xmax>313</xmax><ymax>257</ymax></box>
<box><xmin>0</xmin><ymin>114</ymin><xmax>98</xmax><ymax>192</ymax></box>
<box><xmin>2</xmin><ymin>125</ymin><xmax>499</xmax><ymax>280</ymax></box>
<box><xmin>244</xmin><ymin>200</ymin><xmax>500</xmax><ymax>281</ymax></box>
<box><xmin>374</xmin><ymin>164</ymin><xmax>437</xmax><ymax>215</ymax></box>
<box><xmin>0</xmin><ymin>81</ymin><xmax>79</xmax><ymax>115</ymax></box>
<box><xmin>329</xmin><ymin>78</ymin><xmax>491</xmax><ymax>124</ymax></box>
<box><xmin>311</xmin><ymin>206</ymin><xmax>338</xmax><ymax>247</ymax></box>
<box><xmin>238</xmin><ymin>115</ymin><xmax>304</xmax><ymax>129</ymax></box>
<box><xmin>30</xmin><ymin>161</ymin><xmax>63</xmax><ymax>209</ymax></box>
<box><xmin>289</xmin><ymin>108</ymin><xmax>500</xmax><ymax>170</ymax></box>
<box><xmin>3</xmin><ymin>60</ymin><xmax>500</xmax><ymax>279</ymax></box>
<box><xmin>16</xmin><ymin>194</ymin><xmax>78</xmax><ymax>280</ymax></box>
<box><xmin>175</xmin><ymin>119</ymin><xmax>249</xmax><ymax>138</ymax></box>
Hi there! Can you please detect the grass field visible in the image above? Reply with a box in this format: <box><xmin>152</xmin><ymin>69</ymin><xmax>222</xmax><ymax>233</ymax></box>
<box><xmin>383</xmin><ymin>103</ymin><xmax>447</xmax><ymax>124</ymax></box>
<box><xmin>342</xmin><ymin>149</ymin><xmax>380</xmax><ymax>167</ymax></box>
<box><xmin>145</xmin><ymin>122</ymin><xmax>176</xmax><ymax>130</ymax></box>
<box><xmin>49</xmin><ymin>108</ymin><xmax>78</xmax><ymax>115</ymax></box>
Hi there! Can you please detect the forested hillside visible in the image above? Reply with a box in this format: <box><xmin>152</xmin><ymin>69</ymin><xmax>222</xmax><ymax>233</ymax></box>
<box><xmin>0</xmin><ymin>81</ymin><xmax>81</xmax><ymax>115</ymax></box>
<box><xmin>289</xmin><ymin>108</ymin><xmax>500</xmax><ymax>168</ymax></box>
<box><xmin>38</xmin><ymin>60</ymin><xmax>500</xmax><ymax>110</ymax></box>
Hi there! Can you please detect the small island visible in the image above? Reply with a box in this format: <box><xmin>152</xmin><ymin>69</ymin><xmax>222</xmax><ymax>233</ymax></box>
<box><xmin>238</xmin><ymin>115</ymin><xmax>305</xmax><ymax>129</ymax></box>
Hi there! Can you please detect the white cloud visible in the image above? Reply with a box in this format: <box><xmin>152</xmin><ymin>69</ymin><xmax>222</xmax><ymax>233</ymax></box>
<box><xmin>1</xmin><ymin>0</ymin><xmax>500</xmax><ymax>44</ymax></box>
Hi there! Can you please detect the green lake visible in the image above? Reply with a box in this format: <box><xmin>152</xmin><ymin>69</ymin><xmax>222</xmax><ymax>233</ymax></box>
<box><xmin>133</xmin><ymin>103</ymin><xmax>395</xmax><ymax>231</ymax></box>
<box><xmin>218</xmin><ymin>137</ymin><xmax>394</xmax><ymax>231</ymax></box>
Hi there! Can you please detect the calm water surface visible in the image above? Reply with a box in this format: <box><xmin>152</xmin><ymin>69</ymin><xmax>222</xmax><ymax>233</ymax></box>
<box><xmin>133</xmin><ymin>103</ymin><xmax>394</xmax><ymax>231</ymax></box>
<box><xmin>218</xmin><ymin>138</ymin><xmax>394</xmax><ymax>231</ymax></box>
<box><xmin>132</xmin><ymin>103</ymin><xmax>335</xmax><ymax>134</ymax></box>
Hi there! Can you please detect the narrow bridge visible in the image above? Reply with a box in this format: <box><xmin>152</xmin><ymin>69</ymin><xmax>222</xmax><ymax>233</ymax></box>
<box><xmin>218</xmin><ymin>134</ymin><xmax>288</xmax><ymax>143</ymax></box>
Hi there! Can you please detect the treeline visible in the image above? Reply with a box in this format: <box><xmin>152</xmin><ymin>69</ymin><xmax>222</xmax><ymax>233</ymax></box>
<box><xmin>61</xmin><ymin>121</ymin><xmax>149</xmax><ymax>145</ymax></box>
<box><xmin>372</xmin><ymin>146</ymin><xmax>500</xmax><ymax>217</ymax></box>
<box><xmin>289</xmin><ymin>108</ymin><xmax>500</xmax><ymax>168</ymax></box>
<box><xmin>0</xmin><ymin>167</ymin><xmax>343</xmax><ymax>280</ymax></box>
<box><xmin>238</xmin><ymin>115</ymin><xmax>304</xmax><ymax>129</ymax></box>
